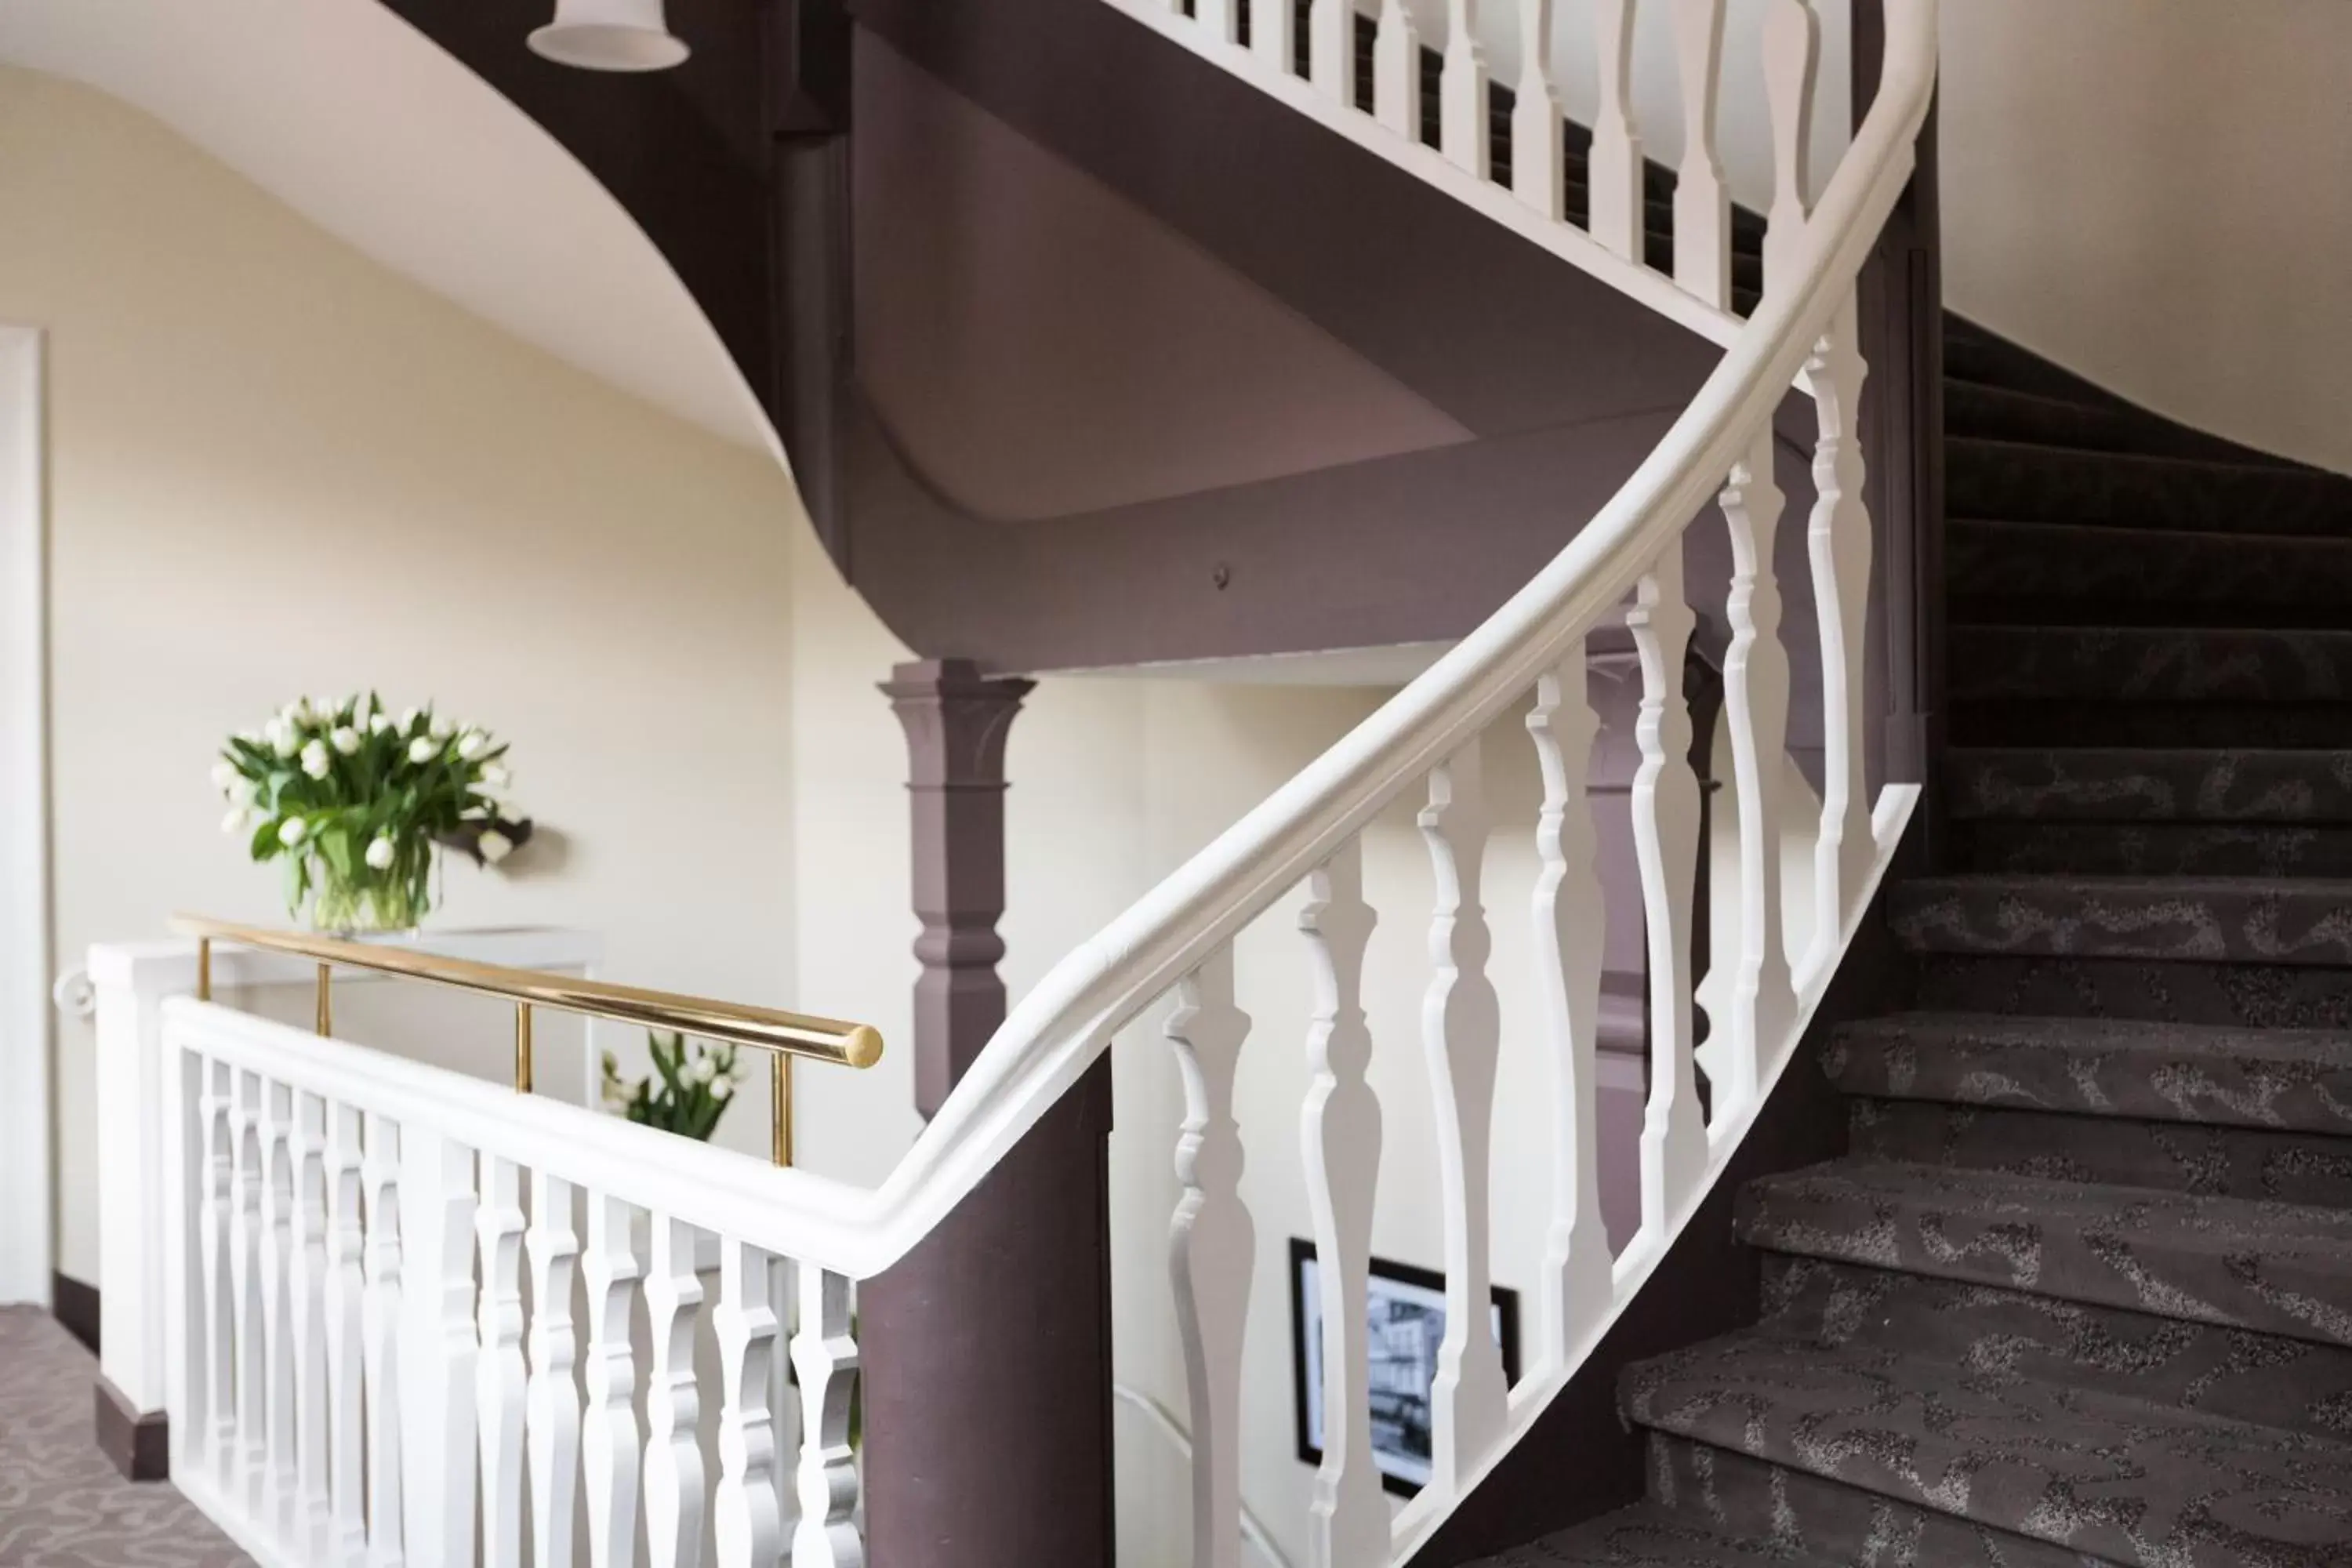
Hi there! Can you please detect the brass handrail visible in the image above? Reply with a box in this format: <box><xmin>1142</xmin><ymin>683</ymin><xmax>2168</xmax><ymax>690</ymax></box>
<box><xmin>173</xmin><ymin>913</ymin><xmax>882</xmax><ymax>1167</ymax></box>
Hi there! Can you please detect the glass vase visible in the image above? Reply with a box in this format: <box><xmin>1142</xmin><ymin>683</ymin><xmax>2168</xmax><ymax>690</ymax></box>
<box><xmin>310</xmin><ymin>869</ymin><xmax>430</xmax><ymax>937</ymax></box>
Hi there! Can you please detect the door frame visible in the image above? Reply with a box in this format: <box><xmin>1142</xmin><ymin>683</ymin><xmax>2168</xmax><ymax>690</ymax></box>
<box><xmin>0</xmin><ymin>325</ymin><xmax>53</xmax><ymax>1306</ymax></box>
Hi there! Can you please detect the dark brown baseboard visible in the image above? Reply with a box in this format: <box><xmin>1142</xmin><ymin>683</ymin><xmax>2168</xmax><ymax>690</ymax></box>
<box><xmin>95</xmin><ymin>1374</ymin><xmax>169</xmax><ymax>1482</ymax></box>
<box><xmin>52</xmin><ymin>1270</ymin><xmax>98</xmax><ymax>1356</ymax></box>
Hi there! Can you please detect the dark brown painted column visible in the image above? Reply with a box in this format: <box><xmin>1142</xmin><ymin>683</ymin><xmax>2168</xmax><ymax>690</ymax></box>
<box><xmin>1854</xmin><ymin>0</ymin><xmax>1946</xmax><ymax>869</ymax></box>
<box><xmin>861</xmin><ymin>659</ymin><xmax>1117</xmax><ymax>1568</ymax></box>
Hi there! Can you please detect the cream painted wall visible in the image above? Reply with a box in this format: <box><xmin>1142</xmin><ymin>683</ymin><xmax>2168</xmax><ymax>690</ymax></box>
<box><xmin>1940</xmin><ymin>0</ymin><xmax>2352</xmax><ymax>474</ymax></box>
<box><xmin>0</xmin><ymin>65</ymin><xmax>811</xmax><ymax>1282</ymax></box>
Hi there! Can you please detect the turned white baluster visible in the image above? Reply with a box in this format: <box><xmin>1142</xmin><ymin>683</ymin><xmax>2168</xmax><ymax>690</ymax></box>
<box><xmin>1716</xmin><ymin>430</ymin><xmax>1798</xmax><ymax>1122</ymax></box>
<box><xmin>644</xmin><ymin>1215</ymin><xmax>706</xmax><ymax>1568</ymax></box>
<box><xmin>1761</xmin><ymin>0</ymin><xmax>1821</xmax><ymax>289</ymax></box>
<box><xmin>791</xmin><ymin>1265</ymin><xmax>864</xmax><ymax>1568</ymax></box>
<box><xmin>199</xmin><ymin>1056</ymin><xmax>234</xmax><ymax>1485</ymax></box>
<box><xmin>1308</xmin><ymin>0</ymin><xmax>1350</xmax><ymax>103</ymax></box>
<box><xmin>713</xmin><ymin>1238</ymin><xmax>782</xmax><ymax>1568</ymax></box>
<box><xmin>583</xmin><ymin>1194</ymin><xmax>644</xmax><ymax>1568</ymax></box>
<box><xmin>230</xmin><ymin>1070</ymin><xmax>263</xmax><ymax>1505</ymax></box>
<box><xmin>260</xmin><ymin>1079</ymin><xmax>296</xmax><ymax>1531</ymax></box>
<box><xmin>1511</xmin><ymin>0</ymin><xmax>1563</xmax><ymax>218</ymax></box>
<box><xmin>1297</xmin><ymin>840</ymin><xmax>1385</xmax><ymax>1568</ymax></box>
<box><xmin>1166</xmin><ymin>948</ymin><xmax>1254</xmax><ymax>1568</ymax></box>
<box><xmin>1252</xmin><ymin>0</ymin><xmax>1294</xmax><ymax>76</ymax></box>
<box><xmin>1628</xmin><ymin>546</ymin><xmax>1706</xmax><ymax>1254</ymax></box>
<box><xmin>1421</xmin><ymin>745</ymin><xmax>1509</xmax><ymax>1489</ymax></box>
<box><xmin>527</xmin><ymin>1172</ymin><xmax>582</xmax><ymax>1568</ymax></box>
<box><xmin>1372</xmin><ymin>0</ymin><xmax>1420</xmax><ymax>140</ymax></box>
<box><xmin>1526</xmin><ymin>655</ymin><xmax>1613</xmax><ymax>1365</ymax></box>
<box><xmin>1198</xmin><ymin>0</ymin><xmax>1236</xmax><ymax>48</ymax></box>
<box><xmin>476</xmin><ymin>1157</ymin><xmax>528</xmax><ymax>1568</ymax></box>
<box><xmin>323</xmin><ymin>1104</ymin><xmax>366</xmax><ymax>1568</ymax></box>
<box><xmin>1802</xmin><ymin>293</ymin><xmax>1875</xmax><ymax>989</ymax></box>
<box><xmin>398</xmin><ymin>1126</ymin><xmax>477</xmax><ymax>1568</ymax></box>
<box><xmin>1439</xmin><ymin>0</ymin><xmax>1490</xmax><ymax>178</ymax></box>
<box><xmin>289</xmin><ymin>1091</ymin><xmax>331</xmax><ymax>1556</ymax></box>
<box><xmin>1588</xmin><ymin>0</ymin><xmax>1642</xmax><ymax>260</ymax></box>
<box><xmin>360</xmin><ymin>1114</ymin><xmax>403</xmax><ymax>1567</ymax></box>
<box><xmin>768</xmin><ymin>1254</ymin><xmax>795</xmax><ymax>1541</ymax></box>
<box><xmin>1671</xmin><ymin>0</ymin><xmax>1730</xmax><ymax>305</ymax></box>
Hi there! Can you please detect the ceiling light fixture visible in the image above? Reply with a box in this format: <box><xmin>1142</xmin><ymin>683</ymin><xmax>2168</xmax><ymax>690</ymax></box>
<box><xmin>527</xmin><ymin>0</ymin><xmax>690</xmax><ymax>72</ymax></box>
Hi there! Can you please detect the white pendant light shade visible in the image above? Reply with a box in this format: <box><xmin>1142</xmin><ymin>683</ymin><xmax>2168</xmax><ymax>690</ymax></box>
<box><xmin>528</xmin><ymin>0</ymin><xmax>690</xmax><ymax>72</ymax></box>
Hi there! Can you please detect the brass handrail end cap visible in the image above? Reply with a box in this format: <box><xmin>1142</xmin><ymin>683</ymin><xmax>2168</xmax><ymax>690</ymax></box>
<box><xmin>844</xmin><ymin>1024</ymin><xmax>884</xmax><ymax>1069</ymax></box>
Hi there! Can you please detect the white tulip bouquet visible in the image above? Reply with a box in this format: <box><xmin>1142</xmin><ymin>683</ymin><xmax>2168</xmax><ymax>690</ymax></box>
<box><xmin>216</xmin><ymin>693</ymin><xmax>524</xmax><ymax>931</ymax></box>
<box><xmin>601</xmin><ymin>1033</ymin><xmax>739</xmax><ymax>1142</ymax></box>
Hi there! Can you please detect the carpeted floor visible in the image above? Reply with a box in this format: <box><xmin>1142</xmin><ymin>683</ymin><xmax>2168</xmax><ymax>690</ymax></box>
<box><xmin>0</xmin><ymin>1306</ymin><xmax>251</xmax><ymax>1567</ymax></box>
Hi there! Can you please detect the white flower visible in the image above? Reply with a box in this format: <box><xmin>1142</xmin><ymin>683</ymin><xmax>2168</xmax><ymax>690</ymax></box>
<box><xmin>267</xmin><ymin>718</ymin><xmax>296</xmax><ymax>757</ymax></box>
<box><xmin>365</xmin><ymin>834</ymin><xmax>396</xmax><ymax>871</ymax></box>
<box><xmin>278</xmin><ymin>817</ymin><xmax>307</xmax><ymax>848</ymax></box>
<box><xmin>281</xmin><ymin>699</ymin><xmax>307</xmax><ymax>726</ymax></box>
<box><xmin>456</xmin><ymin>730</ymin><xmax>488</xmax><ymax>761</ymax></box>
<box><xmin>368</xmin><ymin>713</ymin><xmax>393</xmax><ymax>735</ymax></box>
<box><xmin>711</xmin><ymin>1073</ymin><xmax>735</xmax><ymax>1098</ymax></box>
<box><xmin>688</xmin><ymin>1053</ymin><xmax>716</xmax><ymax>1085</ymax></box>
<box><xmin>407</xmin><ymin>737</ymin><xmax>437</xmax><ymax>764</ymax></box>
<box><xmin>299</xmin><ymin>739</ymin><xmax>332</xmax><ymax>779</ymax></box>
<box><xmin>399</xmin><ymin>706</ymin><xmax>423</xmax><ymax>733</ymax></box>
<box><xmin>220</xmin><ymin>808</ymin><xmax>248</xmax><ymax>835</ymax></box>
<box><xmin>478</xmin><ymin>762</ymin><xmax>510</xmax><ymax>789</ymax></box>
<box><xmin>332</xmin><ymin>726</ymin><xmax>361</xmax><ymax>756</ymax></box>
<box><xmin>236</xmin><ymin>728</ymin><xmax>261</xmax><ymax>746</ymax></box>
<box><xmin>477</xmin><ymin>829</ymin><xmax>514</xmax><ymax>865</ymax></box>
<box><xmin>429</xmin><ymin>713</ymin><xmax>453</xmax><ymax>740</ymax></box>
<box><xmin>228</xmin><ymin>777</ymin><xmax>256</xmax><ymax>808</ymax></box>
<box><xmin>210</xmin><ymin>760</ymin><xmax>236</xmax><ymax>792</ymax></box>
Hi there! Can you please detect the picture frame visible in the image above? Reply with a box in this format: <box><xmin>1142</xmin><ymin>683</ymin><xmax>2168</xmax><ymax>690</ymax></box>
<box><xmin>1287</xmin><ymin>1238</ymin><xmax>1523</xmax><ymax>1497</ymax></box>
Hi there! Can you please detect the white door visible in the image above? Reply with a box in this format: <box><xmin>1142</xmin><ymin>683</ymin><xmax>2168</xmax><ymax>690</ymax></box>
<box><xmin>0</xmin><ymin>325</ymin><xmax>52</xmax><ymax>1306</ymax></box>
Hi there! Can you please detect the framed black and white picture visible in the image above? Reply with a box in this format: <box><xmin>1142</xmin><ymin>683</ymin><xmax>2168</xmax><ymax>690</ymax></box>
<box><xmin>1287</xmin><ymin>1239</ymin><xmax>1522</xmax><ymax>1497</ymax></box>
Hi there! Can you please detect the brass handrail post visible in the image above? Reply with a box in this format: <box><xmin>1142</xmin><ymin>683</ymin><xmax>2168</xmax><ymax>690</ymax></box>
<box><xmin>515</xmin><ymin>1004</ymin><xmax>535</xmax><ymax>1094</ymax></box>
<box><xmin>314</xmin><ymin>961</ymin><xmax>332</xmax><ymax>1037</ymax></box>
<box><xmin>771</xmin><ymin>1051</ymin><xmax>793</xmax><ymax>1168</ymax></box>
<box><xmin>196</xmin><ymin>938</ymin><xmax>212</xmax><ymax>1003</ymax></box>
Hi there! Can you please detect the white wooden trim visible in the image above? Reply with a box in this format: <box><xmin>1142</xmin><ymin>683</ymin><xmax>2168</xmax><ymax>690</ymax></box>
<box><xmin>0</xmin><ymin>325</ymin><xmax>49</xmax><ymax>1306</ymax></box>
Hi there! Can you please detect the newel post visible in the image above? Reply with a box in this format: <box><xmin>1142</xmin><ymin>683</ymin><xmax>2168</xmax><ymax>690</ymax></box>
<box><xmin>862</xmin><ymin>659</ymin><xmax>1116</xmax><ymax>1568</ymax></box>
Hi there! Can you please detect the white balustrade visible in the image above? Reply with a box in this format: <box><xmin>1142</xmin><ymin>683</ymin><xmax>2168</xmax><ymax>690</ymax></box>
<box><xmin>1420</xmin><ymin>746</ymin><xmax>1508</xmax><ymax>1490</ymax></box>
<box><xmin>1439</xmin><ymin>0</ymin><xmax>1490</xmax><ymax>179</ymax></box>
<box><xmin>1628</xmin><ymin>548</ymin><xmax>1708</xmax><ymax>1254</ymax></box>
<box><xmin>1715</xmin><ymin>433</ymin><xmax>1798</xmax><ymax>1121</ymax></box>
<box><xmin>1166</xmin><ymin>949</ymin><xmax>1254</xmax><ymax>1568</ymax></box>
<box><xmin>126</xmin><ymin>6</ymin><xmax>1936</xmax><ymax>1566</ymax></box>
<box><xmin>152</xmin><ymin>1004</ymin><xmax>875</xmax><ymax>1568</ymax></box>
<box><xmin>1671</xmin><ymin>0</ymin><xmax>1732</xmax><ymax>304</ymax></box>
<box><xmin>1527</xmin><ymin>655</ymin><xmax>1612</xmax><ymax>1366</ymax></box>
<box><xmin>1297</xmin><ymin>841</ymin><xmax>1386</xmax><ymax>1568</ymax></box>
<box><xmin>1803</xmin><ymin>293</ymin><xmax>1875</xmax><ymax>989</ymax></box>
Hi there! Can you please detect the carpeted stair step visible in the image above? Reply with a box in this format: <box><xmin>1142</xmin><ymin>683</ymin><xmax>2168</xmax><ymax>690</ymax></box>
<box><xmin>1825</xmin><ymin>1011</ymin><xmax>2352</xmax><ymax>1135</ymax></box>
<box><xmin>1914</xmin><ymin>952</ymin><xmax>2352</xmax><ymax>1030</ymax></box>
<box><xmin>1958</xmin><ymin>821</ymin><xmax>2352</xmax><ymax>878</ymax></box>
<box><xmin>1891</xmin><ymin>873</ymin><xmax>2352</xmax><ymax>967</ymax></box>
<box><xmin>1947</xmin><ymin>438</ymin><xmax>2352</xmax><ymax>534</ymax></box>
<box><xmin>1947</xmin><ymin>520</ymin><xmax>2352</xmax><ymax>626</ymax></box>
<box><xmin>1948</xmin><ymin>748</ymin><xmax>2352</xmax><ymax>824</ymax></box>
<box><xmin>1760</xmin><ymin>1254</ymin><xmax>2352</xmax><ymax>1443</ymax></box>
<box><xmin>1455</xmin><ymin>1496</ymin><xmax>1850</xmax><ymax>1566</ymax></box>
<box><xmin>1947</xmin><ymin>626</ymin><xmax>2352</xmax><ymax>704</ymax></box>
<box><xmin>1951</xmin><ymin>699</ymin><xmax>2352</xmax><ymax>750</ymax></box>
<box><xmin>1621</xmin><ymin>1329</ymin><xmax>2352</xmax><ymax>1566</ymax></box>
<box><xmin>1851</xmin><ymin>1097</ymin><xmax>2352</xmax><ymax>1207</ymax></box>
<box><xmin>1737</xmin><ymin>1158</ymin><xmax>2352</xmax><ymax>1346</ymax></box>
<box><xmin>1947</xmin><ymin>382</ymin><xmax>2266</xmax><ymax>463</ymax></box>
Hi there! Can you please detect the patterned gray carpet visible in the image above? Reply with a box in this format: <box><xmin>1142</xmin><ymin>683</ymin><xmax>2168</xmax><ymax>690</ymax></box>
<box><xmin>0</xmin><ymin>1307</ymin><xmax>251</xmax><ymax>1566</ymax></box>
<box><xmin>1461</xmin><ymin>307</ymin><xmax>2352</xmax><ymax>1565</ymax></box>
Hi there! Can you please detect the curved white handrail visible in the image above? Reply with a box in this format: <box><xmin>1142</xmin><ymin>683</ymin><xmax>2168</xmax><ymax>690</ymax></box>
<box><xmin>665</xmin><ymin>0</ymin><xmax>1940</xmax><ymax>1290</ymax></box>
